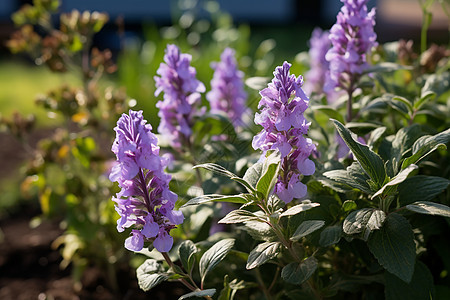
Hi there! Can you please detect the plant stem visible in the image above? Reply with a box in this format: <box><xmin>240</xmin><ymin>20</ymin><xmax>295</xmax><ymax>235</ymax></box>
<box><xmin>161</xmin><ymin>252</ymin><xmax>212</xmax><ymax>300</ymax></box>
<box><xmin>346</xmin><ymin>87</ymin><xmax>353</xmax><ymax>122</ymax></box>
<box><xmin>268</xmin><ymin>267</ymin><xmax>280</xmax><ymax>292</ymax></box>
<box><xmin>254</xmin><ymin>268</ymin><xmax>272</xmax><ymax>300</ymax></box>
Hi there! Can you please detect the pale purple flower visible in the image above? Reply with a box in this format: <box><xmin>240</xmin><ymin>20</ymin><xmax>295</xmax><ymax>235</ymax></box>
<box><xmin>325</xmin><ymin>0</ymin><xmax>377</xmax><ymax>92</ymax></box>
<box><xmin>252</xmin><ymin>62</ymin><xmax>316</xmax><ymax>204</ymax></box>
<box><xmin>207</xmin><ymin>48</ymin><xmax>248</xmax><ymax>127</ymax></box>
<box><xmin>110</xmin><ymin>110</ymin><xmax>184</xmax><ymax>253</ymax></box>
<box><xmin>154</xmin><ymin>44</ymin><xmax>205</xmax><ymax>149</ymax></box>
<box><xmin>304</xmin><ymin>28</ymin><xmax>331</xmax><ymax>95</ymax></box>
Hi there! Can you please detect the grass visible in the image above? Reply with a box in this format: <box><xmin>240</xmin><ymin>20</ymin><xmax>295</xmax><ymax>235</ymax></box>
<box><xmin>0</xmin><ymin>58</ymin><xmax>78</xmax><ymax>127</ymax></box>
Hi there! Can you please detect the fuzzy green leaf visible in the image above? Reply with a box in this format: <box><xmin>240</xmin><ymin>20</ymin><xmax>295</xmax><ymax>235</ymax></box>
<box><xmin>179</xmin><ymin>289</ymin><xmax>216</xmax><ymax>299</ymax></box>
<box><xmin>256</xmin><ymin>151</ymin><xmax>281</xmax><ymax>200</ymax></box>
<box><xmin>218</xmin><ymin>209</ymin><xmax>262</xmax><ymax>224</ymax></box>
<box><xmin>343</xmin><ymin>208</ymin><xmax>386</xmax><ymax>240</ymax></box>
<box><xmin>179</xmin><ymin>240</ymin><xmax>198</xmax><ymax>273</ymax></box>
<box><xmin>398</xmin><ymin>175</ymin><xmax>450</xmax><ymax>206</ymax></box>
<box><xmin>401</xmin><ymin>128</ymin><xmax>450</xmax><ymax>169</ymax></box>
<box><xmin>371</xmin><ymin>164</ymin><xmax>418</xmax><ymax>199</ymax></box>
<box><xmin>405</xmin><ymin>201</ymin><xmax>450</xmax><ymax>218</ymax></box>
<box><xmin>280</xmin><ymin>200</ymin><xmax>320</xmax><ymax>218</ymax></box>
<box><xmin>246</xmin><ymin>241</ymin><xmax>282</xmax><ymax>269</ymax></box>
<box><xmin>281</xmin><ymin>257</ymin><xmax>318</xmax><ymax>285</ymax></box>
<box><xmin>182</xmin><ymin>194</ymin><xmax>250</xmax><ymax>207</ymax></box>
<box><xmin>332</xmin><ymin>120</ymin><xmax>387</xmax><ymax>188</ymax></box>
<box><xmin>368</xmin><ymin>213</ymin><xmax>415</xmax><ymax>283</ymax></box>
<box><xmin>136</xmin><ymin>259</ymin><xmax>168</xmax><ymax>292</ymax></box>
<box><xmin>199</xmin><ymin>239</ymin><xmax>235</xmax><ymax>284</ymax></box>
<box><xmin>319</xmin><ymin>225</ymin><xmax>343</xmax><ymax>247</ymax></box>
<box><xmin>290</xmin><ymin>220</ymin><xmax>325</xmax><ymax>241</ymax></box>
<box><xmin>385</xmin><ymin>261</ymin><xmax>435</xmax><ymax>300</ymax></box>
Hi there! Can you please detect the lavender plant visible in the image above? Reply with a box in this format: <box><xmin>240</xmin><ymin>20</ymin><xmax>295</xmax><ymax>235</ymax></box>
<box><xmin>155</xmin><ymin>44</ymin><xmax>206</xmax><ymax>150</ymax></box>
<box><xmin>207</xmin><ymin>47</ymin><xmax>248</xmax><ymax>128</ymax></box>
<box><xmin>110</xmin><ymin>110</ymin><xmax>183</xmax><ymax>252</ymax></box>
<box><xmin>325</xmin><ymin>0</ymin><xmax>377</xmax><ymax>121</ymax></box>
<box><xmin>252</xmin><ymin>61</ymin><xmax>315</xmax><ymax>203</ymax></box>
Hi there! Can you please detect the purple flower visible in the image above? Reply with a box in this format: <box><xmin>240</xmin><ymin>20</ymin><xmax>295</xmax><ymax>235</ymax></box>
<box><xmin>324</xmin><ymin>0</ymin><xmax>377</xmax><ymax>92</ymax></box>
<box><xmin>252</xmin><ymin>62</ymin><xmax>316</xmax><ymax>204</ymax></box>
<box><xmin>304</xmin><ymin>28</ymin><xmax>331</xmax><ymax>95</ymax></box>
<box><xmin>207</xmin><ymin>48</ymin><xmax>249</xmax><ymax>127</ymax></box>
<box><xmin>154</xmin><ymin>44</ymin><xmax>205</xmax><ymax>149</ymax></box>
<box><xmin>110</xmin><ymin>110</ymin><xmax>184</xmax><ymax>253</ymax></box>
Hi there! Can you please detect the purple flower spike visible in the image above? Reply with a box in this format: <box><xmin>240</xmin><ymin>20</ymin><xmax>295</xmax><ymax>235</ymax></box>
<box><xmin>325</xmin><ymin>0</ymin><xmax>377</xmax><ymax>93</ymax></box>
<box><xmin>304</xmin><ymin>28</ymin><xmax>331</xmax><ymax>95</ymax></box>
<box><xmin>207</xmin><ymin>48</ymin><xmax>249</xmax><ymax>127</ymax></box>
<box><xmin>154</xmin><ymin>44</ymin><xmax>205</xmax><ymax>149</ymax></box>
<box><xmin>110</xmin><ymin>110</ymin><xmax>184</xmax><ymax>253</ymax></box>
<box><xmin>253</xmin><ymin>62</ymin><xmax>316</xmax><ymax>204</ymax></box>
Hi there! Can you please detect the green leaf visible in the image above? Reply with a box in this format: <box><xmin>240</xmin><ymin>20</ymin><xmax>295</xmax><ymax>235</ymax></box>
<box><xmin>179</xmin><ymin>289</ymin><xmax>216</xmax><ymax>300</ymax></box>
<box><xmin>392</xmin><ymin>96</ymin><xmax>413</xmax><ymax>114</ymax></box>
<box><xmin>179</xmin><ymin>240</ymin><xmax>198</xmax><ymax>273</ymax></box>
<box><xmin>398</xmin><ymin>175</ymin><xmax>450</xmax><ymax>205</ymax></box>
<box><xmin>242</xmin><ymin>219</ymin><xmax>276</xmax><ymax>242</ymax></box>
<box><xmin>367</xmin><ymin>213</ymin><xmax>415</xmax><ymax>283</ymax></box>
<box><xmin>218</xmin><ymin>209</ymin><xmax>262</xmax><ymax>224</ymax></box>
<box><xmin>401</xmin><ymin>128</ymin><xmax>450</xmax><ymax>169</ymax></box>
<box><xmin>199</xmin><ymin>239</ymin><xmax>235</xmax><ymax>284</ymax></box>
<box><xmin>389</xmin><ymin>124</ymin><xmax>422</xmax><ymax>173</ymax></box>
<box><xmin>323</xmin><ymin>162</ymin><xmax>372</xmax><ymax>194</ymax></box>
<box><xmin>414</xmin><ymin>91</ymin><xmax>436</xmax><ymax>110</ymax></box>
<box><xmin>230</xmin><ymin>177</ymin><xmax>256</xmax><ymax>193</ymax></box>
<box><xmin>256</xmin><ymin>151</ymin><xmax>281</xmax><ymax>200</ymax></box>
<box><xmin>246</xmin><ymin>241</ymin><xmax>282</xmax><ymax>269</ymax></box>
<box><xmin>342</xmin><ymin>200</ymin><xmax>357</xmax><ymax>212</ymax></box>
<box><xmin>281</xmin><ymin>257</ymin><xmax>318</xmax><ymax>285</ymax></box>
<box><xmin>290</xmin><ymin>220</ymin><xmax>325</xmax><ymax>242</ymax></box>
<box><xmin>136</xmin><ymin>259</ymin><xmax>168</xmax><ymax>292</ymax></box>
<box><xmin>332</xmin><ymin>119</ymin><xmax>387</xmax><ymax>188</ymax></box>
<box><xmin>405</xmin><ymin>201</ymin><xmax>450</xmax><ymax>218</ymax></box>
<box><xmin>367</xmin><ymin>126</ymin><xmax>387</xmax><ymax>147</ymax></box>
<box><xmin>385</xmin><ymin>261</ymin><xmax>435</xmax><ymax>300</ymax></box>
<box><xmin>371</xmin><ymin>164</ymin><xmax>418</xmax><ymax>200</ymax></box>
<box><xmin>311</xmin><ymin>105</ymin><xmax>345</xmax><ymax>124</ymax></box>
<box><xmin>182</xmin><ymin>194</ymin><xmax>250</xmax><ymax>207</ymax></box>
<box><xmin>280</xmin><ymin>200</ymin><xmax>320</xmax><ymax>218</ymax></box>
<box><xmin>319</xmin><ymin>225</ymin><xmax>342</xmax><ymax>247</ymax></box>
<box><xmin>364</xmin><ymin>62</ymin><xmax>413</xmax><ymax>73</ymax></box>
<box><xmin>243</xmin><ymin>162</ymin><xmax>263</xmax><ymax>188</ymax></box>
<box><xmin>343</xmin><ymin>208</ymin><xmax>386</xmax><ymax>240</ymax></box>
<box><xmin>194</xmin><ymin>163</ymin><xmax>237</xmax><ymax>178</ymax></box>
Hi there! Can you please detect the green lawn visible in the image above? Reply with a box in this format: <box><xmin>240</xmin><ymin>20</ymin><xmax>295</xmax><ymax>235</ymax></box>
<box><xmin>0</xmin><ymin>59</ymin><xmax>78</xmax><ymax>127</ymax></box>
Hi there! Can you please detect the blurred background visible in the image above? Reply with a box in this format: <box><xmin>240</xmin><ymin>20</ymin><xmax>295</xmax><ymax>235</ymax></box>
<box><xmin>0</xmin><ymin>0</ymin><xmax>448</xmax><ymax>299</ymax></box>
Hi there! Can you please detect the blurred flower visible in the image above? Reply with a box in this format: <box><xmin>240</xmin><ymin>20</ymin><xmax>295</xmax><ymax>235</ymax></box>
<box><xmin>207</xmin><ymin>47</ymin><xmax>249</xmax><ymax>127</ymax></box>
<box><xmin>304</xmin><ymin>28</ymin><xmax>331</xmax><ymax>94</ymax></box>
<box><xmin>154</xmin><ymin>44</ymin><xmax>205</xmax><ymax>149</ymax></box>
<box><xmin>110</xmin><ymin>110</ymin><xmax>183</xmax><ymax>252</ymax></box>
<box><xmin>420</xmin><ymin>44</ymin><xmax>450</xmax><ymax>73</ymax></box>
<box><xmin>253</xmin><ymin>62</ymin><xmax>315</xmax><ymax>203</ymax></box>
<box><xmin>397</xmin><ymin>39</ymin><xmax>417</xmax><ymax>66</ymax></box>
<box><xmin>325</xmin><ymin>0</ymin><xmax>377</xmax><ymax>93</ymax></box>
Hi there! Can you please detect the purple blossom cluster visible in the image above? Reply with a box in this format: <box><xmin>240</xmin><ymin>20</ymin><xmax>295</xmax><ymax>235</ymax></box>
<box><xmin>207</xmin><ymin>48</ymin><xmax>248</xmax><ymax>127</ymax></box>
<box><xmin>154</xmin><ymin>44</ymin><xmax>205</xmax><ymax>149</ymax></box>
<box><xmin>325</xmin><ymin>0</ymin><xmax>377</xmax><ymax>92</ymax></box>
<box><xmin>304</xmin><ymin>28</ymin><xmax>332</xmax><ymax>95</ymax></box>
<box><xmin>252</xmin><ymin>62</ymin><xmax>316</xmax><ymax>204</ymax></box>
<box><xmin>109</xmin><ymin>110</ymin><xmax>184</xmax><ymax>253</ymax></box>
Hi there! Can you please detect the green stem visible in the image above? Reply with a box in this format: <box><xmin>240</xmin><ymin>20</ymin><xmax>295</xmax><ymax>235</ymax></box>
<box><xmin>346</xmin><ymin>88</ymin><xmax>353</xmax><ymax>123</ymax></box>
<box><xmin>161</xmin><ymin>252</ymin><xmax>212</xmax><ymax>300</ymax></box>
<box><xmin>254</xmin><ymin>268</ymin><xmax>273</xmax><ymax>300</ymax></box>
